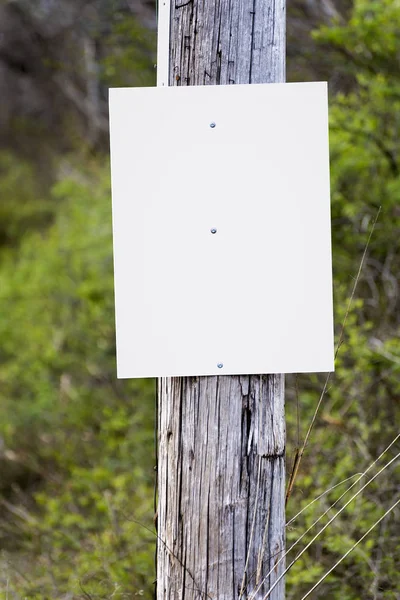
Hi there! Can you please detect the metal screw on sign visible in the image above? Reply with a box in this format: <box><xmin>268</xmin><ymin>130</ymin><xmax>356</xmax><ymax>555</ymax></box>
<box><xmin>211</xmin><ymin>228</ymin><xmax>217</xmax><ymax>234</ymax></box>
<box><xmin>210</xmin><ymin>122</ymin><xmax>216</xmax><ymax>128</ymax></box>
<box><xmin>217</xmin><ymin>363</ymin><xmax>223</xmax><ymax>369</ymax></box>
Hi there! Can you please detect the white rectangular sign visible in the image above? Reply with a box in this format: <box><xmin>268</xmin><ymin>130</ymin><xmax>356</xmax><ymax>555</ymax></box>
<box><xmin>109</xmin><ymin>82</ymin><xmax>334</xmax><ymax>378</ymax></box>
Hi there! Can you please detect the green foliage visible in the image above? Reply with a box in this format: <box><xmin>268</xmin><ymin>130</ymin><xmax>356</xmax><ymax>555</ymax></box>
<box><xmin>0</xmin><ymin>152</ymin><xmax>55</xmax><ymax>250</ymax></box>
<box><xmin>286</xmin><ymin>1</ymin><xmax>400</xmax><ymax>598</ymax></box>
<box><xmin>0</xmin><ymin>0</ymin><xmax>400</xmax><ymax>598</ymax></box>
<box><xmin>315</xmin><ymin>0</ymin><xmax>400</xmax><ymax>77</ymax></box>
<box><xmin>0</xmin><ymin>164</ymin><xmax>156</xmax><ymax>598</ymax></box>
<box><xmin>101</xmin><ymin>15</ymin><xmax>156</xmax><ymax>88</ymax></box>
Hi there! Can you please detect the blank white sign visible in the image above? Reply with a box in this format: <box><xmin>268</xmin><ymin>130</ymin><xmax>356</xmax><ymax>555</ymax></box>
<box><xmin>109</xmin><ymin>82</ymin><xmax>334</xmax><ymax>378</ymax></box>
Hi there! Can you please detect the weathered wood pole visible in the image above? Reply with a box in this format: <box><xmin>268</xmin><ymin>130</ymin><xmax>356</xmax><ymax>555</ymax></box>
<box><xmin>157</xmin><ymin>2</ymin><xmax>286</xmax><ymax>599</ymax></box>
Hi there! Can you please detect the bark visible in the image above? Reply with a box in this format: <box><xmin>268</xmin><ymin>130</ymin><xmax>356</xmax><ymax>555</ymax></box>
<box><xmin>157</xmin><ymin>2</ymin><xmax>286</xmax><ymax>599</ymax></box>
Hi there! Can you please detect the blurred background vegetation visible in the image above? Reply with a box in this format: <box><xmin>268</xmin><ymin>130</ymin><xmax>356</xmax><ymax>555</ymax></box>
<box><xmin>0</xmin><ymin>0</ymin><xmax>398</xmax><ymax>598</ymax></box>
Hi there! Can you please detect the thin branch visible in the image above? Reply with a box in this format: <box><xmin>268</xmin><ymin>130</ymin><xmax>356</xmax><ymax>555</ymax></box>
<box><xmin>0</xmin><ymin>498</ymin><xmax>37</xmax><ymax>525</ymax></box>
<box><xmin>79</xmin><ymin>581</ymin><xmax>94</xmax><ymax>600</ymax></box>
<box><xmin>239</xmin><ymin>454</ymin><xmax>262</xmax><ymax>597</ymax></box>
<box><xmin>295</xmin><ymin>374</ymin><xmax>301</xmax><ymax>450</ymax></box>
<box><xmin>121</xmin><ymin>513</ymin><xmax>212</xmax><ymax>599</ymax></box>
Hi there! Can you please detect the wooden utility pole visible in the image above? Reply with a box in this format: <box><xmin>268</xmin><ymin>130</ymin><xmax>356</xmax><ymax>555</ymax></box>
<box><xmin>157</xmin><ymin>2</ymin><xmax>286</xmax><ymax>599</ymax></box>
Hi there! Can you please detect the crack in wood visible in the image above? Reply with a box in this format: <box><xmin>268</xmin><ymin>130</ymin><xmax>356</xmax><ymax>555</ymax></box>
<box><xmin>175</xmin><ymin>0</ymin><xmax>193</xmax><ymax>8</ymax></box>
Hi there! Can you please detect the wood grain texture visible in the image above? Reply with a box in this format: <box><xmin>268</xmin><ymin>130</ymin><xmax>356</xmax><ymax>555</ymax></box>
<box><xmin>158</xmin><ymin>2</ymin><xmax>286</xmax><ymax>598</ymax></box>
<box><xmin>169</xmin><ymin>0</ymin><xmax>285</xmax><ymax>86</ymax></box>
<box><xmin>158</xmin><ymin>376</ymin><xmax>285</xmax><ymax>599</ymax></box>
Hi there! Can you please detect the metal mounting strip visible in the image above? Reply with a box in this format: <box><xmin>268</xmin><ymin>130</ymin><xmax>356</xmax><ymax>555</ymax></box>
<box><xmin>156</xmin><ymin>0</ymin><xmax>171</xmax><ymax>87</ymax></box>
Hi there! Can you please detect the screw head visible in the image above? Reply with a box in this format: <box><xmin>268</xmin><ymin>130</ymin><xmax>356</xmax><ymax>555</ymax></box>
<box><xmin>210</xmin><ymin>228</ymin><xmax>217</xmax><ymax>234</ymax></box>
<box><xmin>217</xmin><ymin>363</ymin><xmax>223</xmax><ymax>369</ymax></box>
<box><xmin>210</xmin><ymin>122</ymin><xmax>216</xmax><ymax>128</ymax></box>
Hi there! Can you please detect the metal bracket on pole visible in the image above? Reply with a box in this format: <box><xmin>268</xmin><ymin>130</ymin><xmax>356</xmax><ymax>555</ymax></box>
<box><xmin>156</xmin><ymin>0</ymin><xmax>171</xmax><ymax>88</ymax></box>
